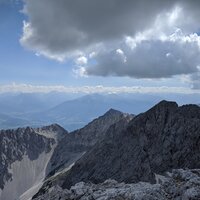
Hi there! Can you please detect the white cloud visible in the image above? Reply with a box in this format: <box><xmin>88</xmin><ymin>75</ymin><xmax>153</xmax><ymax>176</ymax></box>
<box><xmin>75</xmin><ymin>56</ymin><xmax>88</xmax><ymax>65</ymax></box>
<box><xmin>1</xmin><ymin>83</ymin><xmax>200</xmax><ymax>94</ymax></box>
<box><xmin>166</xmin><ymin>53</ymin><xmax>171</xmax><ymax>58</ymax></box>
<box><xmin>89</xmin><ymin>52</ymin><xmax>97</xmax><ymax>58</ymax></box>
<box><xmin>116</xmin><ymin>49</ymin><xmax>127</xmax><ymax>63</ymax></box>
<box><xmin>73</xmin><ymin>67</ymin><xmax>88</xmax><ymax>78</ymax></box>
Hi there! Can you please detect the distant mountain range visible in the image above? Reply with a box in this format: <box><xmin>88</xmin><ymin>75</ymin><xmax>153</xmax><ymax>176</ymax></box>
<box><xmin>0</xmin><ymin>93</ymin><xmax>159</xmax><ymax>131</ymax></box>
<box><xmin>0</xmin><ymin>92</ymin><xmax>76</xmax><ymax>129</ymax></box>
<box><xmin>1</xmin><ymin>92</ymin><xmax>200</xmax><ymax>131</ymax></box>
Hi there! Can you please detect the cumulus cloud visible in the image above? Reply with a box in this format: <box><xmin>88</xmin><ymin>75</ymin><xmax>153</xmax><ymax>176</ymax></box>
<box><xmin>75</xmin><ymin>56</ymin><xmax>88</xmax><ymax>65</ymax></box>
<box><xmin>20</xmin><ymin>0</ymin><xmax>176</xmax><ymax>59</ymax></box>
<box><xmin>85</xmin><ymin>29</ymin><xmax>200</xmax><ymax>78</ymax></box>
<box><xmin>20</xmin><ymin>0</ymin><xmax>200</xmax><ymax>87</ymax></box>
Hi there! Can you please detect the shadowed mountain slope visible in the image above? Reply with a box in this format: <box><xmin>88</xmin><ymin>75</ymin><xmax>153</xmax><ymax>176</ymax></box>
<box><xmin>62</xmin><ymin>100</ymin><xmax>200</xmax><ymax>188</ymax></box>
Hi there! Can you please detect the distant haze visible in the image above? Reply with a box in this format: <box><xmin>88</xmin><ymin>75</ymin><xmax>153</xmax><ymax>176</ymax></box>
<box><xmin>0</xmin><ymin>92</ymin><xmax>199</xmax><ymax>131</ymax></box>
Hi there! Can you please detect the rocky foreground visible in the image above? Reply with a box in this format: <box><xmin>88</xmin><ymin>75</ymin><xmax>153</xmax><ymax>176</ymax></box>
<box><xmin>33</xmin><ymin>169</ymin><xmax>200</xmax><ymax>200</ymax></box>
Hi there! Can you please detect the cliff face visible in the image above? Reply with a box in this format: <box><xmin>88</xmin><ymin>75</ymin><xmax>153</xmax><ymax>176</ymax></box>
<box><xmin>0</xmin><ymin>127</ymin><xmax>54</xmax><ymax>189</ymax></box>
<box><xmin>62</xmin><ymin>101</ymin><xmax>200</xmax><ymax>188</ymax></box>
<box><xmin>0</xmin><ymin>124</ymin><xmax>66</xmax><ymax>200</ymax></box>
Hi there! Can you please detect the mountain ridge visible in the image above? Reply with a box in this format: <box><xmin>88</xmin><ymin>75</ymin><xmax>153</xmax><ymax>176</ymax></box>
<box><xmin>1</xmin><ymin>100</ymin><xmax>200</xmax><ymax>200</ymax></box>
<box><xmin>60</xmin><ymin>100</ymin><xmax>200</xmax><ymax>189</ymax></box>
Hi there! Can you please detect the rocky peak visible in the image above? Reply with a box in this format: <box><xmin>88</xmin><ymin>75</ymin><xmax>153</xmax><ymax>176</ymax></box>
<box><xmin>70</xmin><ymin>108</ymin><xmax>133</xmax><ymax>147</ymax></box>
<box><xmin>145</xmin><ymin>100</ymin><xmax>178</xmax><ymax>117</ymax></box>
<box><xmin>42</xmin><ymin>123</ymin><xmax>66</xmax><ymax>131</ymax></box>
<box><xmin>152</xmin><ymin>100</ymin><xmax>178</xmax><ymax>108</ymax></box>
<box><xmin>104</xmin><ymin>108</ymin><xmax>123</xmax><ymax>116</ymax></box>
<box><xmin>46</xmin><ymin>109</ymin><xmax>133</xmax><ymax>177</ymax></box>
<box><xmin>34</xmin><ymin>123</ymin><xmax>68</xmax><ymax>140</ymax></box>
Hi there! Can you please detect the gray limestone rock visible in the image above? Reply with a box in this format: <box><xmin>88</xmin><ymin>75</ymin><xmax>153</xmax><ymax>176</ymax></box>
<box><xmin>33</xmin><ymin>169</ymin><xmax>200</xmax><ymax>200</ymax></box>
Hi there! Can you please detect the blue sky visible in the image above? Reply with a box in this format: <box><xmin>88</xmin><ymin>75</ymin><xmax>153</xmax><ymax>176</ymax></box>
<box><xmin>0</xmin><ymin>1</ymin><xmax>75</xmax><ymax>85</ymax></box>
<box><xmin>0</xmin><ymin>0</ymin><xmax>200</xmax><ymax>94</ymax></box>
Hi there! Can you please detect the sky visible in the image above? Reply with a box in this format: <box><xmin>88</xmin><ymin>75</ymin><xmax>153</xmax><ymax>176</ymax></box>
<box><xmin>1</xmin><ymin>0</ymin><xmax>200</xmax><ymax>94</ymax></box>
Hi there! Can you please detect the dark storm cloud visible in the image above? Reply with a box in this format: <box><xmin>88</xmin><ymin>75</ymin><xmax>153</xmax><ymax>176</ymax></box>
<box><xmin>21</xmin><ymin>0</ymin><xmax>200</xmax><ymax>87</ymax></box>
<box><xmin>191</xmin><ymin>72</ymin><xmax>200</xmax><ymax>89</ymax></box>
<box><xmin>21</xmin><ymin>0</ymin><xmax>176</xmax><ymax>56</ymax></box>
<box><xmin>86</xmin><ymin>39</ymin><xmax>200</xmax><ymax>78</ymax></box>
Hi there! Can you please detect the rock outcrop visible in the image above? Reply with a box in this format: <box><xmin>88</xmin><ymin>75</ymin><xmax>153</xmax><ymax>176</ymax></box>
<box><xmin>33</xmin><ymin>169</ymin><xmax>200</xmax><ymax>200</ymax></box>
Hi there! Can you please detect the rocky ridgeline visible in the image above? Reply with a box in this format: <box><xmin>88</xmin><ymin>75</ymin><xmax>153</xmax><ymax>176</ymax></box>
<box><xmin>33</xmin><ymin>100</ymin><xmax>200</xmax><ymax>200</ymax></box>
<box><xmin>46</xmin><ymin>109</ymin><xmax>133</xmax><ymax>176</ymax></box>
<box><xmin>0</xmin><ymin>108</ymin><xmax>132</xmax><ymax>200</ymax></box>
<box><xmin>61</xmin><ymin>101</ymin><xmax>200</xmax><ymax>188</ymax></box>
<box><xmin>1</xmin><ymin>101</ymin><xmax>200</xmax><ymax>200</ymax></box>
<box><xmin>33</xmin><ymin>169</ymin><xmax>200</xmax><ymax>200</ymax></box>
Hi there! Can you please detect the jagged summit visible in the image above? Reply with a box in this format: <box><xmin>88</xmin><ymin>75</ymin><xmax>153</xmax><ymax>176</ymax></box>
<box><xmin>146</xmin><ymin>100</ymin><xmax>178</xmax><ymax>112</ymax></box>
<box><xmin>104</xmin><ymin>108</ymin><xmax>123</xmax><ymax>116</ymax></box>
<box><xmin>35</xmin><ymin>123</ymin><xmax>67</xmax><ymax>134</ymax></box>
<box><xmin>46</xmin><ymin>109</ymin><xmax>133</xmax><ymax>177</ymax></box>
<box><xmin>69</xmin><ymin>108</ymin><xmax>133</xmax><ymax>147</ymax></box>
<box><xmin>33</xmin><ymin>123</ymin><xmax>68</xmax><ymax>141</ymax></box>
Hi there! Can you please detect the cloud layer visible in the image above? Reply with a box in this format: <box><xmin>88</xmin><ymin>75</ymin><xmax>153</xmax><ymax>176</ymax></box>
<box><xmin>1</xmin><ymin>83</ymin><xmax>200</xmax><ymax>94</ymax></box>
<box><xmin>20</xmin><ymin>0</ymin><xmax>200</xmax><ymax>87</ymax></box>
